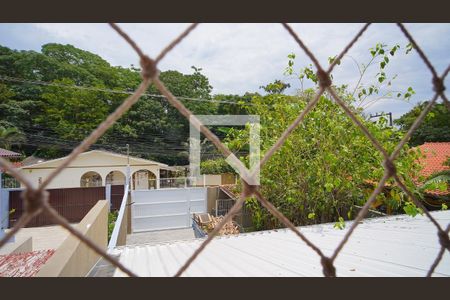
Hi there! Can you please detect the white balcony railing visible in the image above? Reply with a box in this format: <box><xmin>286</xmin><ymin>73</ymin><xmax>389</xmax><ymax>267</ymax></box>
<box><xmin>148</xmin><ymin>176</ymin><xmax>205</xmax><ymax>189</ymax></box>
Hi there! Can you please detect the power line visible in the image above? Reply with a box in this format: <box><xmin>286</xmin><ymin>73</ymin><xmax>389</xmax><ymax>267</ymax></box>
<box><xmin>0</xmin><ymin>75</ymin><xmax>256</xmax><ymax>107</ymax></box>
<box><xmin>20</xmin><ymin>126</ymin><xmax>232</xmax><ymax>150</ymax></box>
<box><xmin>1</xmin><ymin>75</ymin><xmax>253</xmax><ymax>160</ymax></box>
<box><xmin>18</xmin><ymin>131</ymin><xmax>241</xmax><ymax>158</ymax></box>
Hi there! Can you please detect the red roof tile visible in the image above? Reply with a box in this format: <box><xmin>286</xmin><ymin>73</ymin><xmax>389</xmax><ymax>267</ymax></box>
<box><xmin>0</xmin><ymin>148</ymin><xmax>21</xmax><ymax>158</ymax></box>
<box><xmin>417</xmin><ymin>142</ymin><xmax>450</xmax><ymax>177</ymax></box>
<box><xmin>416</xmin><ymin>142</ymin><xmax>450</xmax><ymax>196</ymax></box>
<box><xmin>360</xmin><ymin>143</ymin><xmax>450</xmax><ymax>197</ymax></box>
<box><xmin>0</xmin><ymin>249</ymin><xmax>55</xmax><ymax>277</ymax></box>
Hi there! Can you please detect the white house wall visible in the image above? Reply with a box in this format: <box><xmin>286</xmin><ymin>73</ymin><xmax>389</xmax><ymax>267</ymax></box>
<box><xmin>18</xmin><ymin>151</ymin><xmax>162</xmax><ymax>189</ymax></box>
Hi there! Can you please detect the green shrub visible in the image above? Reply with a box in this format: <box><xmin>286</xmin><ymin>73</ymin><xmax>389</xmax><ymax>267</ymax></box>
<box><xmin>200</xmin><ymin>158</ymin><xmax>236</xmax><ymax>174</ymax></box>
<box><xmin>227</xmin><ymin>91</ymin><xmax>422</xmax><ymax>229</ymax></box>
<box><xmin>107</xmin><ymin>210</ymin><xmax>118</xmax><ymax>242</ymax></box>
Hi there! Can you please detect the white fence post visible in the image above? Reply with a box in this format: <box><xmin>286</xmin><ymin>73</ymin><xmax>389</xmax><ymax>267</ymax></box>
<box><xmin>108</xmin><ymin>184</ymin><xmax>129</xmax><ymax>249</ymax></box>
<box><xmin>106</xmin><ymin>184</ymin><xmax>111</xmax><ymax>211</ymax></box>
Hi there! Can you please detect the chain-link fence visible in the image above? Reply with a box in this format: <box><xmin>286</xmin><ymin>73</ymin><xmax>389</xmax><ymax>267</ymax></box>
<box><xmin>0</xmin><ymin>23</ymin><xmax>448</xmax><ymax>277</ymax></box>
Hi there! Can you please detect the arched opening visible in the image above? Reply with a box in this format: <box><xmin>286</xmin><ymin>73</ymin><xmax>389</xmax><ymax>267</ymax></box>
<box><xmin>132</xmin><ymin>169</ymin><xmax>157</xmax><ymax>190</ymax></box>
<box><xmin>105</xmin><ymin>170</ymin><xmax>126</xmax><ymax>185</ymax></box>
<box><xmin>80</xmin><ymin>171</ymin><xmax>102</xmax><ymax>187</ymax></box>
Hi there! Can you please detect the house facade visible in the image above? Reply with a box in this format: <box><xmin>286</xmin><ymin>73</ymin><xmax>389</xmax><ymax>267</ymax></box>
<box><xmin>0</xmin><ymin>148</ymin><xmax>22</xmax><ymax>188</ymax></box>
<box><xmin>18</xmin><ymin>150</ymin><xmax>174</xmax><ymax>190</ymax></box>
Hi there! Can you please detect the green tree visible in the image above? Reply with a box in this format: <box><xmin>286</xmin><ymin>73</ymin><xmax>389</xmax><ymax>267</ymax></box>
<box><xmin>0</xmin><ymin>126</ymin><xmax>25</xmax><ymax>150</ymax></box>
<box><xmin>227</xmin><ymin>89</ymin><xmax>422</xmax><ymax>230</ymax></box>
<box><xmin>226</xmin><ymin>43</ymin><xmax>423</xmax><ymax>230</ymax></box>
<box><xmin>0</xmin><ymin>44</ymin><xmax>216</xmax><ymax>164</ymax></box>
<box><xmin>260</xmin><ymin>80</ymin><xmax>291</xmax><ymax>94</ymax></box>
<box><xmin>38</xmin><ymin>78</ymin><xmax>110</xmax><ymax>141</ymax></box>
<box><xmin>200</xmin><ymin>158</ymin><xmax>236</xmax><ymax>174</ymax></box>
<box><xmin>214</xmin><ymin>93</ymin><xmax>254</xmax><ymax>115</ymax></box>
<box><xmin>395</xmin><ymin>102</ymin><xmax>450</xmax><ymax>146</ymax></box>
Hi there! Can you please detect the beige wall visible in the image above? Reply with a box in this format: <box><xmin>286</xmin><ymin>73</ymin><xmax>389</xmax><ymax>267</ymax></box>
<box><xmin>19</xmin><ymin>151</ymin><xmax>161</xmax><ymax>189</ymax></box>
<box><xmin>203</xmin><ymin>174</ymin><xmax>222</xmax><ymax>186</ymax></box>
<box><xmin>206</xmin><ymin>186</ymin><xmax>220</xmax><ymax>214</ymax></box>
<box><xmin>0</xmin><ymin>236</ymin><xmax>32</xmax><ymax>255</ymax></box>
<box><xmin>36</xmin><ymin>200</ymin><xmax>108</xmax><ymax>277</ymax></box>
<box><xmin>196</xmin><ymin>174</ymin><xmax>237</xmax><ymax>187</ymax></box>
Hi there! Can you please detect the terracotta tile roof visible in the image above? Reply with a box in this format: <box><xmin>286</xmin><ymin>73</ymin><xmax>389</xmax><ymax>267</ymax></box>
<box><xmin>417</xmin><ymin>142</ymin><xmax>450</xmax><ymax>177</ymax></box>
<box><xmin>0</xmin><ymin>148</ymin><xmax>21</xmax><ymax>158</ymax></box>
<box><xmin>416</xmin><ymin>142</ymin><xmax>450</xmax><ymax>196</ymax></box>
<box><xmin>0</xmin><ymin>249</ymin><xmax>55</xmax><ymax>277</ymax></box>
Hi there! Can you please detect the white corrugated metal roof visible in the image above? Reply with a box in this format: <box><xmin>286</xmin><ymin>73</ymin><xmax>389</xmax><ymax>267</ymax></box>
<box><xmin>110</xmin><ymin>210</ymin><xmax>450</xmax><ymax>277</ymax></box>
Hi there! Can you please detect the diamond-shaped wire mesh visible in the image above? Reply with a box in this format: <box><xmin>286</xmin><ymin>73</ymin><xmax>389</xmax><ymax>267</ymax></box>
<box><xmin>0</xmin><ymin>23</ymin><xmax>448</xmax><ymax>277</ymax></box>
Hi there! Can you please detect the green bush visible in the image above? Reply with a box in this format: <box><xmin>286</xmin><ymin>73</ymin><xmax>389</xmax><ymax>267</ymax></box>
<box><xmin>200</xmin><ymin>158</ymin><xmax>236</xmax><ymax>175</ymax></box>
<box><xmin>107</xmin><ymin>210</ymin><xmax>118</xmax><ymax>242</ymax></box>
<box><xmin>227</xmin><ymin>90</ymin><xmax>422</xmax><ymax>230</ymax></box>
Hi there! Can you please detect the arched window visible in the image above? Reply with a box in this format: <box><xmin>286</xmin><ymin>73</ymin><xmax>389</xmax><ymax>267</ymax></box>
<box><xmin>80</xmin><ymin>171</ymin><xmax>102</xmax><ymax>187</ymax></box>
<box><xmin>132</xmin><ymin>169</ymin><xmax>157</xmax><ymax>190</ymax></box>
<box><xmin>105</xmin><ymin>170</ymin><xmax>126</xmax><ymax>185</ymax></box>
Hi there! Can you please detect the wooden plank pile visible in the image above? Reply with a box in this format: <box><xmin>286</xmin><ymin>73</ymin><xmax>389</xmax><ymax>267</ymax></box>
<box><xmin>203</xmin><ymin>215</ymin><xmax>240</xmax><ymax>235</ymax></box>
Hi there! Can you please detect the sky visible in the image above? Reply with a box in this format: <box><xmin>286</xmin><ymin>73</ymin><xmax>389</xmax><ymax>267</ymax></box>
<box><xmin>0</xmin><ymin>23</ymin><xmax>449</xmax><ymax>119</ymax></box>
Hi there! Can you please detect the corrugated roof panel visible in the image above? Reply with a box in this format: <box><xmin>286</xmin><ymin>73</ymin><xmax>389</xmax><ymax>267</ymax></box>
<box><xmin>112</xmin><ymin>211</ymin><xmax>450</xmax><ymax>277</ymax></box>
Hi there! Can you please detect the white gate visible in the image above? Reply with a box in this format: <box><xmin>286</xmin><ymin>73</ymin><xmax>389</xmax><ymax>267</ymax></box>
<box><xmin>131</xmin><ymin>187</ymin><xmax>207</xmax><ymax>232</ymax></box>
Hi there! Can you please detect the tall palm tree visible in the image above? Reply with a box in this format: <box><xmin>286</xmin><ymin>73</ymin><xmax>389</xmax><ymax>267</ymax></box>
<box><xmin>0</xmin><ymin>126</ymin><xmax>26</xmax><ymax>150</ymax></box>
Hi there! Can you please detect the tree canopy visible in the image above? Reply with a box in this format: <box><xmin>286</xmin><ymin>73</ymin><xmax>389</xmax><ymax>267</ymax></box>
<box><xmin>1</xmin><ymin>41</ymin><xmax>444</xmax><ymax>231</ymax></box>
<box><xmin>225</xmin><ymin>89</ymin><xmax>423</xmax><ymax>229</ymax></box>
<box><xmin>222</xmin><ymin>43</ymin><xmax>430</xmax><ymax>230</ymax></box>
<box><xmin>0</xmin><ymin>44</ymin><xmax>216</xmax><ymax>164</ymax></box>
<box><xmin>395</xmin><ymin>102</ymin><xmax>450</xmax><ymax>146</ymax></box>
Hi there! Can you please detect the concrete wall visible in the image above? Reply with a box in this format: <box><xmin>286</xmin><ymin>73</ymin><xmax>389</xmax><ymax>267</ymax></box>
<box><xmin>36</xmin><ymin>200</ymin><xmax>108</xmax><ymax>277</ymax></box>
<box><xmin>203</xmin><ymin>174</ymin><xmax>222</xmax><ymax>186</ymax></box>
<box><xmin>195</xmin><ymin>174</ymin><xmax>237</xmax><ymax>187</ymax></box>
<box><xmin>18</xmin><ymin>151</ymin><xmax>161</xmax><ymax>189</ymax></box>
<box><xmin>0</xmin><ymin>236</ymin><xmax>32</xmax><ymax>255</ymax></box>
<box><xmin>206</xmin><ymin>186</ymin><xmax>220</xmax><ymax>214</ymax></box>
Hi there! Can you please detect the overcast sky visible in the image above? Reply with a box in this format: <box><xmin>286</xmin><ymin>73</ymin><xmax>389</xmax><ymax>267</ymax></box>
<box><xmin>0</xmin><ymin>23</ymin><xmax>449</xmax><ymax>119</ymax></box>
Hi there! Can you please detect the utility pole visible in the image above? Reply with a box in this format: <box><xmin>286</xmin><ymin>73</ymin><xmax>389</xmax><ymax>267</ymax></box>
<box><xmin>126</xmin><ymin>144</ymin><xmax>130</xmax><ymax>165</ymax></box>
<box><xmin>126</xmin><ymin>144</ymin><xmax>130</xmax><ymax>188</ymax></box>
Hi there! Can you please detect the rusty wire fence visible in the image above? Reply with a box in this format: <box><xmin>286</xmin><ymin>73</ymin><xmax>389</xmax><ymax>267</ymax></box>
<box><xmin>0</xmin><ymin>23</ymin><xmax>449</xmax><ymax>277</ymax></box>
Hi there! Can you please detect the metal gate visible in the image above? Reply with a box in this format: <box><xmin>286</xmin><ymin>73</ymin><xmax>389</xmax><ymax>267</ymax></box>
<box><xmin>6</xmin><ymin>186</ymin><xmax>107</xmax><ymax>227</ymax></box>
<box><xmin>131</xmin><ymin>187</ymin><xmax>207</xmax><ymax>232</ymax></box>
